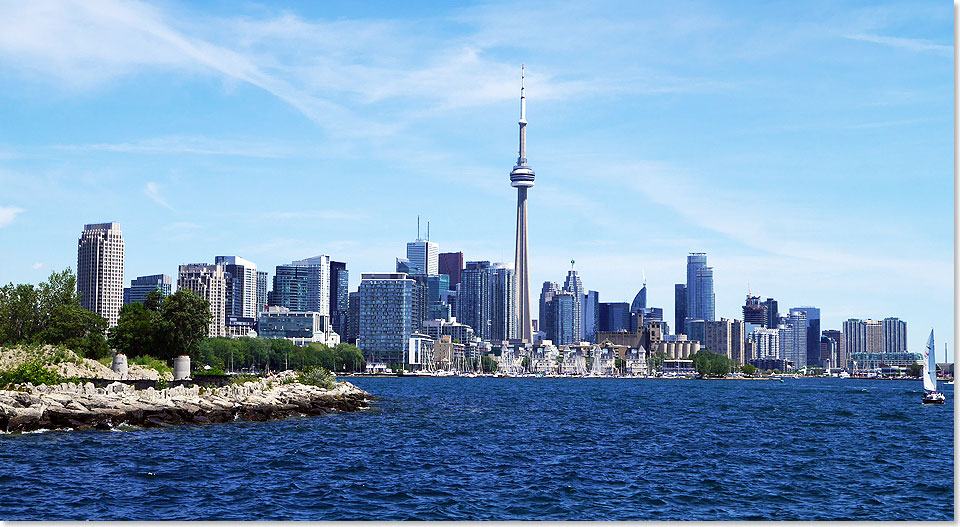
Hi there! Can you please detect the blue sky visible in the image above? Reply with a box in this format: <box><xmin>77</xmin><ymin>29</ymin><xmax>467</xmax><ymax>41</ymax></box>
<box><xmin>0</xmin><ymin>1</ymin><xmax>952</xmax><ymax>358</ymax></box>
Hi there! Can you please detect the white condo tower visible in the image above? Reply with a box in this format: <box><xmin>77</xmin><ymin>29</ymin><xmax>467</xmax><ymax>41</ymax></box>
<box><xmin>510</xmin><ymin>66</ymin><xmax>535</xmax><ymax>343</ymax></box>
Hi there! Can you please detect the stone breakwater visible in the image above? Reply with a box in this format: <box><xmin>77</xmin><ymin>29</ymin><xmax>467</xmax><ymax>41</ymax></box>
<box><xmin>0</xmin><ymin>373</ymin><xmax>372</xmax><ymax>433</ymax></box>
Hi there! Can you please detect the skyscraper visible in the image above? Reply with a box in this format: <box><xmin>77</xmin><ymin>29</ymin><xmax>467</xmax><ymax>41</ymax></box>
<box><xmin>563</xmin><ymin>260</ymin><xmax>584</xmax><ymax>342</ymax></box>
<box><xmin>539</xmin><ymin>281</ymin><xmax>560</xmax><ymax>342</ymax></box>
<box><xmin>742</xmin><ymin>294</ymin><xmax>767</xmax><ymax>326</ymax></box>
<box><xmin>256</xmin><ymin>271</ymin><xmax>268</xmax><ymax>316</ymax></box>
<box><xmin>123</xmin><ymin>274</ymin><xmax>171</xmax><ymax>306</ymax></box>
<box><xmin>582</xmin><ymin>290</ymin><xmax>599</xmax><ymax>343</ymax></box>
<box><xmin>763</xmin><ymin>298</ymin><xmax>779</xmax><ymax>329</ymax></box>
<box><xmin>329</xmin><ymin>261</ymin><xmax>349</xmax><ymax>339</ymax></box>
<box><xmin>784</xmin><ymin>309</ymin><xmax>808</xmax><ymax>369</ymax></box>
<box><xmin>178</xmin><ymin>263</ymin><xmax>227</xmax><ymax>338</ymax></box>
<box><xmin>823</xmin><ymin>329</ymin><xmax>843</xmax><ymax>369</ymax></box>
<box><xmin>459</xmin><ymin>261</ymin><xmax>492</xmax><ymax>340</ymax></box>
<box><xmin>598</xmin><ymin>302</ymin><xmax>631</xmax><ymax>333</ymax></box>
<box><xmin>510</xmin><ymin>65</ymin><xmax>535</xmax><ymax>343</ymax></box>
<box><xmin>489</xmin><ymin>263</ymin><xmax>517</xmax><ymax>342</ymax></box>
<box><xmin>674</xmin><ymin>284</ymin><xmax>686</xmax><ymax>335</ymax></box>
<box><xmin>631</xmin><ymin>275</ymin><xmax>647</xmax><ymax>313</ymax></box>
<box><xmin>215</xmin><ymin>256</ymin><xmax>258</xmax><ymax>319</ymax></box>
<box><xmin>881</xmin><ymin>317</ymin><xmax>907</xmax><ymax>353</ymax></box>
<box><xmin>77</xmin><ymin>222</ymin><xmax>124</xmax><ymax>327</ymax></box>
<box><xmin>358</xmin><ymin>273</ymin><xmax>416</xmax><ymax>366</ymax></box>
<box><xmin>406</xmin><ymin>240</ymin><xmax>439</xmax><ymax>275</ymax></box>
<box><xmin>790</xmin><ymin>306</ymin><xmax>821</xmax><ymax>367</ymax></box>
<box><xmin>686</xmin><ymin>253</ymin><xmax>715</xmax><ymax>322</ymax></box>
<box><xmin>272</xmin><ymin>255</ymin><xmax>331</xmax><ymax>315</ymax></box>
<box><xmin>438</xmin><ymin>252</ymin><xmax>464</xmax><ymax>291</ymax></box>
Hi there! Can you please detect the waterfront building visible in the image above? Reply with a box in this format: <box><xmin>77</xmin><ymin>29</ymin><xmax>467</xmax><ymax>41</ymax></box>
<box><xmin>539</xmin><ymin>281</ymin><xmax>561</xmax><ymax>341</ymax></box>
<box><xmin>256</xmin><ymin>271</ymin><xmax>268</xmax><ymax>316</ymax></box>
<box><xmin>750</xmin><ymin>327</ymin><xmax>781</xmax><ymax>359</ymax></box>
<box><xmin>763</xmin><ymin>297</ymin><xmax>779</xmax><ymax>329</ymax></box>
<box><xmin>781</xmin><ymin>310</ymin><xmax>808</xmax><ymax>369</ymax></box>
<box><xmin>257</xmin><ymin>306</ymin><xmax>337</xmax><ymax>347</ymax></box>
<box><xmin>123</xmin><ymin>274</ymin><xmax>171</xmax><ymax>306</ymax></box>
<box><xmin>406</xmin><ymin>239</ymin><xmax>439</xmax><ymax>276</ymax></box>
<box><xmin>790</xmin><ymin>306</ymin><xmax>821</xmax><ymax>367</ymax></box>
<box><xmin>882</xmin><ymin>317</ymin><xmax>907</xmax><ymax>353</ymax></box>
<box><xmin>346</xmin><ymin>291</ymin><xmax>360</xmax><ymax>344</ymax></box>
<box><xmin>215</xmin><ymin>256</ymin><xmax>259</xmax><ymax>320</ymax></box>
<box><xmin>657</xmin><ymin>335</ymin><xmax>701</xmax><ymax>359</ymax></box>
<box><xmin>749</xmin><ymin>357</ymin><xmax>792</xmax><ymax>372</ymax></box>
<box><xmin>822</xmin><ymin>329</ymin><xmax>844</xmax><ymax>369</ymax></box>
<box><xmin>704</xmin><ymin>318</ymin><xmax>745</xmax><ymax>362</ymax></box>
<box><xmin>674</xmin><ymin>284</ymin><xmax>687</xmax><ymax>335</ymax></box>
<box><xmin>598</xmin><ymin>302</ymin><xmax>630</xmax><ymax>333</ymax></box>
<box><xmin>742</xmin><ymin>294</ymin><xmax>767</xmax><ymax>327</ymax></box>
<box><xmin>459</xmin><ymin>261</ymin><xmax>492</xmax><ymax>340</ymax></box>
<box><xmin>329</xmin><ymin>261</ymin><xmax>349</xmax><ymax>340</ymax></box>
<box><xmin>489</xmin><ymin>263</ymin><xmax>517</xmax><ymax>342</ymax></box>
<box><xmin>685</xmin><ymin>253</ymin><xmax>715</xmax><ymax>321</ymax></box>
<box><xmin>421</xmin><ymin>318</ymin><xmax>476</xmax><ymax>345</ymax></box>
<box><xmin>563</xmin><ymin>261</ymin><xmax>584</xmax><ymax>342</ymax></box>
<box><xmin>684</xmin><ymin>319</ymin><xmax>706</xmax><ymax>345</ymax></box>
<box><xmin>177</xmin><ymin>263</ymin><xmax>227</xmax><ymax>338</ymax></box>
<box><xmin>850</xmin><ymin>352</ymin><xmax>922</xmax><ymax>370</ymax></box>
<box><xmin>438</xmin><ymin>252</ymin><xmax>464</xmax><ymax>291</ymax></box>
<box><xmin>77</xmin><ymin>222</ymin><xmax>124</xmax><ymax>327</ymax></box>
<box><xmin>358</xmin><ymin>273</ymin><xmax>416</xmax><ymax>366</ymax></box>
<box><xmin>225</xmin><ymin>316</ymin><xmax>257</xmax><ymax>339</ymax></box>
<box><xmin>272</xmin><ymin>255</ymin><xmax>331</xmax><ymax>316</ymax></box>
<box><xmin>582</xmin><ymin>290</ymin><xmax>599</xmax><ymax>343</ymax></box>
<box><xmin>820</xmin><ymin>335</ymin><xmax>838</xmax><ymax>369</ymax></box>
<box><xmin>510</xmin><ymin>66</ymin><xmax>535</xmax><ymax>343</ymax></box>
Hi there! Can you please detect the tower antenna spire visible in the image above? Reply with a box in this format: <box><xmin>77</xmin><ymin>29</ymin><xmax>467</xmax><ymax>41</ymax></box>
<box><xmin>427</xmin><ymin>221</ymin><xmax>430</xmax><ymax>242</ymax></box>
<box><xmin>417</xmin><ymin>215</ymin><xmax>420</xmax><ymax>240</ymax></box>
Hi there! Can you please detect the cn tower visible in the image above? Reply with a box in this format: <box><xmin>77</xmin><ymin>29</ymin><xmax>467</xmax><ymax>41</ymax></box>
<box><xmin>510</xmin><ymin>65</ymin><xmax>534</xmax><ymax>343</ymax></box>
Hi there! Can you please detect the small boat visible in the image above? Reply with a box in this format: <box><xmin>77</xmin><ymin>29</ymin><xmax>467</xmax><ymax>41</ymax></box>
<box><xmin>922</xmin><ymin>329</ymin><xmax>945</xmax><ymax>404</ymax></box>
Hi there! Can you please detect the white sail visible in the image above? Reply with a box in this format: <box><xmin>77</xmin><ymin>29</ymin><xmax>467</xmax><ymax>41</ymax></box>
<box><xmin>923</xmin><ymin>329</ymin><xmax>937</xmax><ymax>392</ymax></box>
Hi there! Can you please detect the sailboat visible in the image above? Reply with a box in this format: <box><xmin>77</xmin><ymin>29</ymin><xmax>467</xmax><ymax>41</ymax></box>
<box><xmin>922</xmin><ymin>329</ymin><xmax>945</xmax><ymax>404</ymax></box>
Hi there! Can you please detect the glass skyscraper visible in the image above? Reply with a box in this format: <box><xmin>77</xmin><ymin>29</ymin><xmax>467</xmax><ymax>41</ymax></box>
<box><xmin>685</xmin><ymin>253</ymin><xmax>715</xmax><ymax>322</ymax></box>
<box><xmin>123</xmin><ymin>274</ymin><xmax>172</xmax><ymax>306</ymax></box>
<box><xmin>358</xmin><ymin>273</ymin><xmax>415</xmax><ymax>366</ymax></box>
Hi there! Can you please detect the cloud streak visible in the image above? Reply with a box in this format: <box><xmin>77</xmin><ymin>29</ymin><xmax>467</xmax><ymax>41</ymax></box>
<box><xmin>0</xmin><ymin>206</ymin><xmax>24</xmax><ymax>228</ymax></box>
<box><xmin>844</xmin><ymin>33</ymin><xmax>952</xmax><ymax>56</ymax></box>
<box><xmin>144</xmin><ymin>182</ymin><xmax>173</xmax><ymax>210</ymax></box>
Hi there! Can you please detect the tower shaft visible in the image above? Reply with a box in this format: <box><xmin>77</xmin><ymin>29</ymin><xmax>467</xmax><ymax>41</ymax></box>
<box><xmin>515</xmin><ymin>187</ymin><xmax>531</xmax><ymax>342</ymax></box>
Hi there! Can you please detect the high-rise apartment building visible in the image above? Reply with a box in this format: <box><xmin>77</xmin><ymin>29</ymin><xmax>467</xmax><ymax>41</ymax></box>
<box><xmin>763</xmin><ymin>298</ymin><xmax>779</xmax><ymax>329</ymax></box>
<box><xmin>750</xmin><ymin>327</ymin><xmax>780</xmax><ymax>359</ymax></box>
<box><xmin>674</xmin><ymin>284</ymin><xmax>686</xmax><ymax>335</ymax></box>
<box><xmin>822</xmin><ymin>329</ymin><xmax>843</xmax><ymax>368</ymax></box>
<box><xmin>346</xmin><ymin>291</ymin><xmax>360</xmax><ymax>344</ymax></box>
<box><xmin>271</xmin><ymin>255</ymin><xmax>331</xmax><ymax>316</ymax></box>
<box><xmin>459</xmin><ymin>261</ymin><xmax>492</xmax><ymax>340</ymax></box>
<box><xmin>562</xmin><ymin>261</ymin><xmax>584</xmax><ymax>342</ymax></box>
<box><xmin>790</xmin><ymin>306</ymin><xmax>821</xmax><ymax>367</ymax></box>
<box><xmin>329</xmin><ymin>261</ymin><xmax>349</xmax><ymax>339</ymax></box>
<box><xmin>123</xmin><ymin>274</ymin><xmax>171</xmax><ymax>306</ymax></box>
<box><xmin>550</xmin><ymin>291</ymin><xmax>576</xmax><ymax>346</ymax></box>
<box><xmin>881</xmin><ymin>317</ymin><xmax>907</xmax><ymax>353</ymax></box>
<box><xmin>782</xmin><ymin>310</ymin><xmax>808</xmax><ymax>369</ymax></box>
<box><xmin>215</xmin><ymin>256</ymin><xmax>258</xmax><ymax>319</ymax></box>
<box><xmin>358</xmin><ymin>273</ymin><xmax>416</xmax><ymax>366</ymax></box>
<box><xmin>438</xmin><ymin>252</ymin><xmax>464</xmax><ymax>291</ymax></box>
<box><xmin>489</xmin><ymin>263</ymin><xmax>517</xmax><ymax>342</ymax></box>
<box><xmin>178</xmin><ymin>263</ymin><xmax>227</xmax><ymax>338</ymax></box>
<box><xmin>406</xmin><ymin>240</ymin><xmax>439</xmax><ymax>276</ymax></box>
<box><xmin>742</xmin><ymin>294</ymin><xmax>767</xmax><ymax>327</ymax></box>
<box><xmin>539</xmin><ymin>281</ymin><xmax>560</xmax><ymax>341</ymax></box>
<box><xmin>685</xmin><ymin>253</ymin><xmax>715</xmax><ymax>322</ymax></box>
<box><xmin>77</xmin><ymin>222</ymin><xmax>124</xmax><ymax>327</ymax></box>
<box><xmin>256</xmin><ymin>271</ymin><xmax>268</xmax><ymax>316</ymax></box>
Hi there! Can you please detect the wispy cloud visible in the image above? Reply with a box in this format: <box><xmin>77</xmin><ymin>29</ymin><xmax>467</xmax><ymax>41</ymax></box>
<box><xmin>844</xmin><ymin>34</ymin><xmax>952</xmax><ymax>56</ymax></box>
<box><xmin>31</xmin><ymin>262</ymin><xmax>43</xmax><ymax>269</ymax></box>
<box><xmin>144</xmin><ymin>182</ymin><xmax>173</xmax><ymax>210</ymax></box>
<box><xmin>0</xmin><ymin>206</ymin><xmax>24</xmax><ymax>228</ymax></box>
<box><xmin>59</xmin><ymin>136</ymin><xmax>294</xmax><ymax>158</ymax></box>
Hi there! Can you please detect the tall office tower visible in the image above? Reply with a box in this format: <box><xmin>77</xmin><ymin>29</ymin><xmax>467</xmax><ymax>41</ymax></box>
<box><xmin>77</xmin><ymin>222</ymin><xmax>125</xmax><ymax>327</ymax></box>
<box><xmin>881</xmin><ymin>317</ymin><xmax>907</xmax><ymax>353</ymax></box>
<box><xmin>563</xmin><ymin>261</ymin><xmax>584</xmax><ymax>342</ymax></box>
<box><xmin>510</xmin><ymin>65</ymin><xmax>536</xmax><ymax>343</ymax></box>
<box><xmin>256</xmin><ymin>271</ymin><xmax>268</xmax><ymax>316</ymax></box>
<box><xmin>346</xmin><ymin>291</ymin><xmax>360</xmax><ymax>344</ymax></box>
<box><xmin>550</xmin><ymin>291</ymin><xmax>576</xmax><ymax>346</ymax></box>
<box><xmin>823</xmin><ymin>329</ymin><xmax>843</xmax><ymax>369</ymax></box>
<box><xmin>177</xmin><ymin>263</ymin><xmax>227</xmax><ymax>338</ymax></box>
<box><xmin>674</xmin><ymin>284</ymin><xmax>687</xmax><ymax>335</ymax></box>
<box><xmin>272</xmin><ymin>255</ymin><xmax>331</xmax><ymax>315</ymax></box>
<box><xmin>406</xmin><ymin>239</ymin><xmax>439</xmax><ymax>276</ymax></box>
<box><xmin>426</xmin><ymin>274</ymin><xmax>451</xmax><ymax>321</ymax></box>
<box><xmin>215</xmin><ymin>256</ymin><xmax>258</xmax><ymax>319</ymax></box>
<box><xmin>438</xmin><ymin>252</ymin><xmax>464</xmax><ymax>291</ymax></box>
<box><xmin>742</xmin><ymin>294</ymin><xmax>767</xmax><ymax>326</ymax></box>
<box><xmin>329</xmin><ymin>261</ymin><xmax>349</xmax><ymax>338</ymax></box>
<box><xmin>763</xmin><ymin>298</ymin><xmax>779</xmax><ymax>329</ymax></box>
<box><xmin>790</xmin><ymin>306</ymin><xmax>821</xmax><ymax>367</ymax></box>
<box><xmin>783</xmin><ymin>309</ymin><xmax>808</xmax><ymax>369</ymax></box>
<box><xmin>489</xmin><ymin>263</ymin><xmax>517</xmax><ymax>342</ymax></box>
<box><xmin>358</xmin><ymin>273</ymin><xmax>416</xmax><ymax>366</ymax></box>
<box><xmin>123</xmin><ymin>274</ymin><xmax>172</xmax><ymax>305</ymax></box>
<box><xmin>598</xmin><ymin>302</ymin><xmax>631</xmax><ymax>332</ymax></box>
<box><xmin>539</xmin><ymin>281</ymin><xmax>560</xmax><ymax>342</ymax></box>
<box><xmin>686</xmin><ymin>253</ymin><xmax>715</xmax><ymax>322</ymax></box>
<box><xmin>582</xmin><ymin>290</ymin><xmax>599</xmax><ymax>343</ymax></box>
<box><xmin>820</xmin><ymin>336</ymin><xmax>838</xmax><ymax>369</ymax></box>
<box><xmin>459</xmin><ymin>261</ymin><xmax>492</xmax><ymax>340</ymax></box>
<box><xmin>631</xmin><ymin>275</ymin><xmax>647</xmax><ymax>313</ymax></box>
<box><xmin>750</xmin><ymin>327</ymin><xmax>781</xmax><ymax>359</ymax></box>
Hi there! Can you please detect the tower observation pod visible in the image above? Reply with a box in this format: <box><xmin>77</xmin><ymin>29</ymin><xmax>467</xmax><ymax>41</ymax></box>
<box><xmin>511</xmin><ymin>65</ymin><xmax>534</xmax><ymax>343</ymax></box>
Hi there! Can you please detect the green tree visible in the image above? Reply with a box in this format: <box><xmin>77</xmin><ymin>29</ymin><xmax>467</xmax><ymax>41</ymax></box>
<box><xmin>692</xmin><ymin>349</ymin><xmax>732</xmax><ymax>378</ymax></box>
<box><xmin>109</xmin><ymin>302</ymin><xmax>161</xmax><ymax>358</ymax></box>
<box><xmin>334</xmin><ymin>343</ymin><xmax>365</xmax><ymax>372</ymax></box>
<box><xmin>156</xmin><ymin>290</ymin><xmax>211</xmax><ymax>361</ymax></box>
<box><xmin>38</xmin><ymin>303</ymin><xmax>110</xmax><ymax>359</ymax></box>
<box><xmin>521</xmin><ymin>356</ymin><xmax>531</xmax><ymax>372</ymax></box>
<box><xmin>740</xmin><ymin>364</ymin><xmax>757</xmax><ymax>376</ymax></box>
<box><xmin>647</xmin><ymin>350</ymin><xmax>666</xmax><ymax>372</ymax></box>
<box><xmin>481</xmin><ymin>355</ymin><xmax>498</xmax><ymax>373</ymax></box>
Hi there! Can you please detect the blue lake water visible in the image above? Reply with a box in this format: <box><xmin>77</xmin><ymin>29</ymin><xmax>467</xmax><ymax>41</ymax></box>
<box><xmin>0</xmin><ymin>377</ymin><xmax>954</xmax><ymax>520</ymax></box>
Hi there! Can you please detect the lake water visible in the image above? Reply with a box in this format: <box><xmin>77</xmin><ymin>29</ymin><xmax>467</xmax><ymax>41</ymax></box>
<box><xmin>0</xmin><ymin>377</ymin><xmax>954</xmax><ymax>520</ymax></box>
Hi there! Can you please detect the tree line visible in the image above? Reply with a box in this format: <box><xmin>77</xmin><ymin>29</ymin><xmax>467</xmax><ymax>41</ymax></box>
<box><xmin>199</xmin><ymin>338</ymin><xmax>365</xmax><ymax>373</ymax></box>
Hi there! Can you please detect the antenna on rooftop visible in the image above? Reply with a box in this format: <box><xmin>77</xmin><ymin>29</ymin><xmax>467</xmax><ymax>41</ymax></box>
<box><xmin>427</xmin><ymin>221</ymin><xmax>431</xmax><ymax>242</ymax></box>
<box><xmin>417</xmin><ymin>216</ymin><xmax>420</xmax><ymax>240</ymax></box>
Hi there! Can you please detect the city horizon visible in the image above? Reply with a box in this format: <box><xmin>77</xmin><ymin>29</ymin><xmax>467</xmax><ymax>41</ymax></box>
<box><xmin>0</xmin><ymin>1</ymin><xmax>952</xmax><ymax>359</ymax></box>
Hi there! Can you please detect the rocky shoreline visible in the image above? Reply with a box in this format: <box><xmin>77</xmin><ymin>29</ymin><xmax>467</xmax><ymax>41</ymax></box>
<box><xmin>0</xmin><ymin>372</ymin><xmax>372</xmax><ymax>433</ymax></box>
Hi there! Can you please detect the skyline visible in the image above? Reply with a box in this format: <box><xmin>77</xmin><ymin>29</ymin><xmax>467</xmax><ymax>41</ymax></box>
<box><xmin>0</xmin><ymin>1</ymin><xmax>952</xmax><ymax>358</ymax></box>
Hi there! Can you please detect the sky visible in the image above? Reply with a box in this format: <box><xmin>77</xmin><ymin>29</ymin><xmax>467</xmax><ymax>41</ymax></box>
<box><xmin>0</xmin><ymin>1</ymin><xmax>953</xmax><ymax>358</ymax></box>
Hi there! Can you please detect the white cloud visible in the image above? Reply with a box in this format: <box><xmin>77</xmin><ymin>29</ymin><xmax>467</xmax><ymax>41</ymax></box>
<box><xmin>845</xmin><ymin>33</ymin><xmax>952</xmax><ymax>57</ymax></box>
<box><xmin>31</xmin><ymin>262</ymin><xmax>43</xmax><ymax>269</ymax></box>
<box><xmin>144</xmin><ymin>182</ymin><xmax>173</xmax><ymax>210</ymax></box>
<box><xmin>0</xmin><ymin>206</ymin><xmax>23</xmax><ymax>227</ymax></box>
<box><xmin>60</xmin><ymin>136</ymin><xmax>294</xmax><ymax>158</ymax></box>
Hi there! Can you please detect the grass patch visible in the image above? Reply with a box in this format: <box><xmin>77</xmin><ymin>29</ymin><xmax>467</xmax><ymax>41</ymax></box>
<box><xmin>230</xmin><ymin>374</ymin><xmax>260</xmax><ymax>385</ymax></box>
<box><xmin>130</xmin><ymin>355</ymin><xmax>173</xmax><ymax>375</ymax></box>
<box><xmin>297</xmin><ymin>366</ymin><xmax>335</xmax><ymax>389</ymax></box>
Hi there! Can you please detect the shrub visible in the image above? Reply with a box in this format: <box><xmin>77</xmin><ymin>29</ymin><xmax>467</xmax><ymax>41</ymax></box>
<box><xmin>297</xmin><ymin>366</ymin><xmax>335</xmax><ymax>389</ymax></box>
<box><xmin>0</xmin><ymin>362</ymin><xmax>63</xmax><ymax>388</ymax></box>
<box><xmin>198</xmin><ymin>366</ymin><xmax>226</xmax><ymax>376</ymax></box>
<box><xmin>130</xmin><ymin>355</ymin><xmax>173</xmax><ymax>375</ymax></box>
